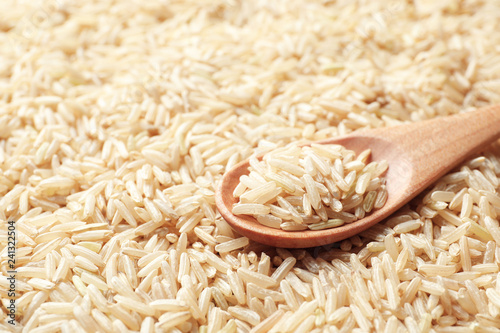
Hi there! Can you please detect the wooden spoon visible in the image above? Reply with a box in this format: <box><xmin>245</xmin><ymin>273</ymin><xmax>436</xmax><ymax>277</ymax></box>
<box><xmin>215</xmin><ymin>105</ymin><xmax>500</xmax><ymax>248</ymax></box>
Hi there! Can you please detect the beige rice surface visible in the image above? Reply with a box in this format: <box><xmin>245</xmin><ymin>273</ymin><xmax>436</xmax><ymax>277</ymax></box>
<box><xmin>1</xmin><ymin>0</ymin><xmax>500</xmax><ymax>332</ymax></box>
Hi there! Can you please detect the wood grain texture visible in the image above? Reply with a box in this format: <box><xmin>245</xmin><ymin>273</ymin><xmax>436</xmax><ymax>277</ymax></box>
<box><xmin>215</xmin><ymin>105</ymin><xmax>500</xmax><ymax>248</ymax></box>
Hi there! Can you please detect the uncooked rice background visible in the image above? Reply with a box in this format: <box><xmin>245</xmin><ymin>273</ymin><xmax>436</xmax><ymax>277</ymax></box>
<box><xmin>1</xmin><ymin>0</ymin><xmax>500</xmax><ymax>332</ymax></box>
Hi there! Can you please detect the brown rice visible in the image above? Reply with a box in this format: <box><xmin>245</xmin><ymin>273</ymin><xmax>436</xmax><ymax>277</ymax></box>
<box><xmin>2</xmin><ymin>0</ymin><xmax>500</xmax><ymax>332</ymax></box>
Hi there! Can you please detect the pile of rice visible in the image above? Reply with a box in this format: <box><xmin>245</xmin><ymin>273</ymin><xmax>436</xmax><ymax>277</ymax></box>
<box><xmin>232</xmin><ymin>145</ymin><xmax>388</xmax><ymax>231</ymax></box>
<box><xmin>1</xmin><ymin>0</ymin><xmax>500</xmax><ymax>332</ymax></box>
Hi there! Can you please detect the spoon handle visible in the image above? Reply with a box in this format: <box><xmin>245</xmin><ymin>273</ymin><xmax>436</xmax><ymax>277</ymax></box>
<box><xmin>383</xmin><ymin>105</ymin><xmax>500</xmax><ymax>195</ymax></box>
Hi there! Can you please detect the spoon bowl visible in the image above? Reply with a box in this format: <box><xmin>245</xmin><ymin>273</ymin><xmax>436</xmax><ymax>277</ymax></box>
<box><xmin>216</xmin><ymin>105</ymin><xmax>500</xmax><ymax>248</ymax></box>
